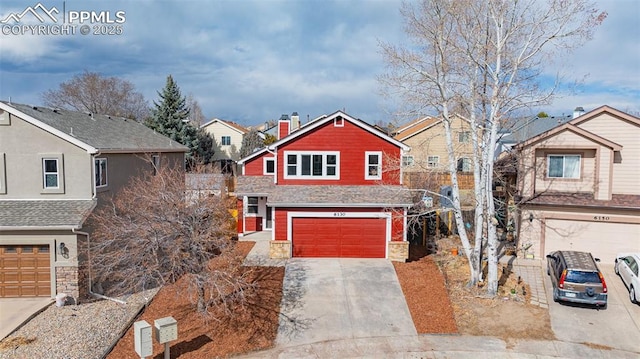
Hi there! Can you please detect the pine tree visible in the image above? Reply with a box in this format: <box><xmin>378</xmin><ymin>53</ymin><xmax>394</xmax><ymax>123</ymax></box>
<box><xmin>146</xmin><ymin>75</ymin><xmax>211</xmax><ymax>168</ymax></box>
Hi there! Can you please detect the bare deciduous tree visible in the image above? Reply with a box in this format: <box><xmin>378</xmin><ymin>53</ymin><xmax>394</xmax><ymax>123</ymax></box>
<box><xmin>381</xmin><ymin>0</ymin><xmax>605</xmax><ymax>295</ymax></box>
<box><xmin>87</xmin><ymin>165</ymin><xmax>253</xmax><ymax>314</ymax></box>
<box><xmin>42</xmin><ymin>71</ymin><xmax>150</xmax><ymax>120</ymax></box>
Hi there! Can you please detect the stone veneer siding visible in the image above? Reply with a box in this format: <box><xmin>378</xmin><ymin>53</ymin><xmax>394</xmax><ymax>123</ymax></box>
<box><xmin>388</xmin><ymin>241</ymin><xmax>409</xmax><ymax>262</ymax></box>
<box><xmin>269</xmin><ymin>240</ymin><xmax>291</xmax><ymax>259</ymax></box>
<box><xmin>56</xmin><ymin>266</ymin><xmax>80</xmax><ymax>300</ymax></box>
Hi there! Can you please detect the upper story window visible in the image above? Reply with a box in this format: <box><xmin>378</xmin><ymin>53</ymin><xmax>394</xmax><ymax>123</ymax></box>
<box><xmin>402</xmin><ymin>155</ymin><xmax>414</xmax><ymax>167</ymax></box>
<box><xmin>427</xmin><ymin>155</ymin><xmax>440</xmax><ymax>168</ymax></box>
<box><xmin>458</xmin><ymin>131</ymin><xmax>471</xmax><ymax>143</ymax></box>
<box><xmin>284</xmin><ymin>151</ymin><xmax>339</xmax><ymax>179</ymax></box>
<box><xmin>457</xmin><ymin>157</ymin><xmax>472</xmax><ymax>172</ymax></box>
<box><xmin>221</xmin><ymin>136</ymin><xmax>231</xmax><ymax>146</ymax></box>
<box><xmin>43</xmin><ymin>158</ymin><xmax>59</xmax><ymax>189</ymax></box>
<box><xmin>95</xmin><ymin>158</ymin><xmax>107</xmax><ymax>188</ymax></box>
<box><xmin>547</xmin><ymin>155</ymin><xmax>580</xmax><ymax>179</ymax></box>
<box><xmin>365</xmin><ymin>151</ymin><xmax>382</xmax><ymax>180</ymax></box>
<box><xmin>264</xmin><ymin>158</ymin><xmax>275</xmax><ymax>175</ymax></box>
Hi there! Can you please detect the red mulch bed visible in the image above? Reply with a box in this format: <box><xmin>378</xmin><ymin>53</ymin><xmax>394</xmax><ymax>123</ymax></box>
<box><xmin>394</xmin><ymin>244</ymin><xmax>458</xmax><ymax>334</ymax></box>
<box><xmin>107</xmin><ymin>241</ymin><xmax>284</xmax><ymax>358</ymax></box>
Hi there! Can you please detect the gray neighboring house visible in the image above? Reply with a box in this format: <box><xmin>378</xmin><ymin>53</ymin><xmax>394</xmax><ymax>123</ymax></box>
<box><xmin>0</xmin><ymin>101</ymin><xmax>187</xmax><ymax>299</ymax></box>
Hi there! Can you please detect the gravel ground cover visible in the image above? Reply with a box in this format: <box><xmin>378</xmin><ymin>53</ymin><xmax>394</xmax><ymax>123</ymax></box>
<box><xmin>0</xmin><ymin>289</ymin><xmax>158</xmax><ymax>359</ymax></box>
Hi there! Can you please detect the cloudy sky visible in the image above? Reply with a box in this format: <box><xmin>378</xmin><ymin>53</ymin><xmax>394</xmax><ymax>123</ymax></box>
<box><xmin>1</xmin><ymin>0</ymin><xmax>638</xmax><ymax>127</ymax></box>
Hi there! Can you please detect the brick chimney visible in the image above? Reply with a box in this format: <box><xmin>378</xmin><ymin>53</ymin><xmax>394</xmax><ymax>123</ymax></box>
<box><xmin>278</xmin><ymin>114</ymin><xmax>290</xmax><ymax>139</ymax></box>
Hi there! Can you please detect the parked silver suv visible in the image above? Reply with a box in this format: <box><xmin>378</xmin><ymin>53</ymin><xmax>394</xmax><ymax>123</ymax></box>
<box><xmin>546</xmin><ymin>250</ymin><xmax>608</xmax><ymax>309</ymax></box>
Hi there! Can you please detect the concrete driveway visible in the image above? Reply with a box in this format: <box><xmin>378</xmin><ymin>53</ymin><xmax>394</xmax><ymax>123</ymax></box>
<box><xmin>545</xmin><ymin>264</ymin><xmax>640</xmax><ymax>353</ymax></box>
<box><xmin>0</xmin><ymin>297</ymin><xmax>52</xmax><ymax>340</ymax></box>
<box><xmin>276</xmin><ymin>258</ymin><xmax>417</xmax><ymax>347</ymax></box>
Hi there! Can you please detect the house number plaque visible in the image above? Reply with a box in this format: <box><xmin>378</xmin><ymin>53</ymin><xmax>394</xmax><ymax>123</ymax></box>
<box><xmin>333</xmin><ymin>212</ymin><xmax>346</xmax><ymax>217</ymax></box>
<box><xmin>593</xmin><ymin>216</ymin><xmax>610</xmax><ymax>221</ymax></box>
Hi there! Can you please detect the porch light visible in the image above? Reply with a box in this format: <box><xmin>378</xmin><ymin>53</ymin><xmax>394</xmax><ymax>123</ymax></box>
<box><xmin>529</xmin><ymin>213</ymin><xmax>534</xmax><ymax>223</ymax></box>
<box><xmin>58</xmin><ymin>242</ymin><xmax>69</xmax><ymax>259</ymax></box>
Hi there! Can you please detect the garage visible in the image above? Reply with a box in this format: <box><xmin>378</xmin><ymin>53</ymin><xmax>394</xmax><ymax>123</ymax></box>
<box><xmin>0</xmin><ymin>245</ymin><xmax>51</xmax><ymax>297</ymax></box>
<box><xmin>292</xmin><ymin>217</ymin><xmax>387</xmax><ymax>258</ymax></box>
<box><xmin>544</xmin><ymin>220</ymin><xmax>640</xmax><ymax>263</ymax></box>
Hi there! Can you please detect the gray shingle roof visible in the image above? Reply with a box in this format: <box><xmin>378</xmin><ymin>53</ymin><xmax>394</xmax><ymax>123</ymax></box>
<box><xmin>0</xmin><ymin>200</ymin><xmax>96</xmax><ymax>229</ymax></box>
<box><xmin>269</xmin><ymin>185</ymin><xmax>413</xmax><ymax>207</ymax></box>
<box><xmin>3</xmin><ymin>102</ymin><xmax>187</xmax><ymax>152</ymax></box>
<box><xmin>235</xmin><ymin>176</ymin><xmax>275</xmax><ymax>196</ymax></box>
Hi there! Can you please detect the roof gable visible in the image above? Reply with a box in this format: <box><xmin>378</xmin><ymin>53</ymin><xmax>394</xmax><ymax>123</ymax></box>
<box><xmin>201</xmin><ymin>118</ymin><xmax>249</xmax><ymax>134</ymax></box>
<box><xmin>1</xmin><ymin>102</ymin><xmax>187</xmax><ymax>153</ymax></box>
<box><xmin>267</xmin><ymin>110</ymin><xmax>409</xmax><ymax>151</ymax></box>
<box><xmin>515</xmin><ymin>123</ymin><xmax>622</xmax><ymax>151</ymax></box>
<box><xmin>570</xmin><ymin>105</ymin><xmax>640</xmax><ymax>128</ymax></box>
<box><xmin>393</xmin><ymin>116</ymin><xmax>441</xmax><ymax>141</ymax></box>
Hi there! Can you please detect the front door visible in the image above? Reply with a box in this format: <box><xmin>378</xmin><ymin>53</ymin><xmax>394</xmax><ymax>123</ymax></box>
<box><xmin>265</xmin><ymin>206</ymin><xmax>273</xmax><ymax>229</ymax></box>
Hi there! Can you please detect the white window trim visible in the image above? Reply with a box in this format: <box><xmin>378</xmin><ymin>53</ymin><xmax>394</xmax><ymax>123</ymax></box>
<box><xmin>365</xmin><ymin>151</ymin><xmax>382</xmax><ymax>180</ymax></box>
<box><xmin>40</xmin><ymin>154</ymin><xmax>64</xmax><ymax>194</ymax></box>
<box><xmin>0</xmin><ymin>153</ymin><xmax>6</xmax><ymax>194</ymax></box>
<box><xmin>547</xmin><ymin>154</ymin><xmax>581</xmax><ymax>179</ymax></box>
<box><xmin>457</xmin><ymin>157</ymin><xmax>472</xmax><ymax>172</ymax></box>
<box><xmin>402</xmin><ymin>155</ymin><xmax>414</xmax><ymax>167</ymax></box>
<box><xmin>221</xmin><ymin>135</ymin><xmax>232</xmax><ymax>146</ymax></box>
<box><xmin>95</xmin><ymin>158</ymin><xmax>108</xmax><ymax>188</ymax></box>
<box><xmin>427</xmin><ymin>155</ymin><xmax>440</xmax><ymax>168</ymax></box>
<box><xmin>283</xmin><ymin>151</ymin><xmax>340</xmax><ymax>180</ymax></box>
<box><xmin>263</xmin><ymin>157</ymin><xmax>275</xmax><ymax>175</ymax></box>
<box><xmin>334</xmin><ymin>116</ymin><xmax>344</xmax><ymax>127</ymax></box>
<box><xmin>247</xmin><ymin>196</ymin><xmax>259</xmax><ymax>215</ymax></box>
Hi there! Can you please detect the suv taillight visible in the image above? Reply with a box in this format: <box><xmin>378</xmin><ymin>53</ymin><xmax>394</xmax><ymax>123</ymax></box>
<box><xmin>559</xmin><ymin>270</ymin><xmax>567</xmax><ymax>289</ymax></box>
<box><xmin>598</xmin><ymin>272</ymin><xmax>607</xmax><ymax>293</ymax></box>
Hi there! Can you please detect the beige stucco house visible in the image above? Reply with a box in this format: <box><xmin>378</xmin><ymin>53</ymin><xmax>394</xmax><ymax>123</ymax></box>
<box><xmin>0</xmin><ymin>101</ymin><xmax>187</xmax><ymax>299</ymax></box>
<box><xmin>515</xmin><ymin>105</ymin><xmax>640</xmax><ymax>262</ymax></box>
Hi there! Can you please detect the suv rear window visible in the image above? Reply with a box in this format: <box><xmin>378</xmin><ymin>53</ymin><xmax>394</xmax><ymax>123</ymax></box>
<box><xmin>565</xmin><ymin>271</ymin><xmax>600</xmax><ymax>284</ymax></box>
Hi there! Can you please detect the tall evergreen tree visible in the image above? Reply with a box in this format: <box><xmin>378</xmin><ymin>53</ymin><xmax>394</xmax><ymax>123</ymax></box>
<box><xmin>146</xmin><ymin>75</ymin><xmax>212</xmax><ymax>168</ymax></box>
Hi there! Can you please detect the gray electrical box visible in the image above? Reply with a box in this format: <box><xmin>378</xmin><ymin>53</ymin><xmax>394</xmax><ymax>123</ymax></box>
<box><xmin>154</xmin><ymin>316</ymin><xmax>178</xmax><ymax>344</ymax></box>
<box><xmin>134</xmin><ymin>320</ymin><xmax>153</xmax><ymax>358</ymax></box>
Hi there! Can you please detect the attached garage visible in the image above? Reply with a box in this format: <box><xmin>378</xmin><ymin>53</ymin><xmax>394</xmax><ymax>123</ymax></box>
<box><xmin>544</xmin><ymin>220</ymin><xmax>640</xmax><ymax>263</ymax></box>
<box><xmin>0</xmin><ymin>245</ymin><xmax>51</xmax><ymax>297</ymax></box>
<box><xmin>292</xmin><ymin>217</ymin><xmax>387</xmax><ymax>258</ymax></box>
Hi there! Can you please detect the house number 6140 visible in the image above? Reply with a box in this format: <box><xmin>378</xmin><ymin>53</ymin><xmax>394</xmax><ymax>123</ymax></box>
<box><xmin>333</xmin><ymin>212</ymin><xmax>346</xmax><ymax>217</ymax></box>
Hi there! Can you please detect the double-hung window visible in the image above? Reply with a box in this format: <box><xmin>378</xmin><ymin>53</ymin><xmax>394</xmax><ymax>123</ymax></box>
<box><xmin>458</xmin><ymin>131</ymin><xmax>471</xmax><ymax>143</ymax></box>
<box><xmin>43</xmin><ymin>158</ymin><xmax>59</xmax><ymax>189</ymax></box>
<box><xmin>247</xmin><ymin>197</ymin><xmax>259</xmax><ymax>214</ymax></box>
<box><xmin>457</xmin><ymin>157</ymin><xmax>472</xmax><ymax>172</ymax></box>
<box><xmin>221</xmin><ymin>136</ymin><xmax>231</xmax><ymax>146</ymax></box>
<box><xmin>365</xmin><ymin>151</ymin><xmax>382</xmax><ymax>180</ymax></box>
<box><xmin>95</xmin><ymin>158</ymin><xmax>107</xmax><ymax>187</ymax></box>
<box><xmin>264</xmin><ymin>158</ymin><xmax>275</xmax><ymax>175</ymax></box>
<box><xmin>284</xmin><ymin>151</ymin><xmax>339</xmax><ymax>179</ymax></box>
<box><xmin>427</xmin><ymin>156</ymin><xmax>439</xmax><ymax>168</ymax></box>
<box><xmin>402</xmin><ymin>155</ymin><xmax>414</xmax><ymax>167</ymax></box>
<box><xmin>547</xmin><ymin>155</ymin><xmax>580</xmax><ymax>179</ymax></box>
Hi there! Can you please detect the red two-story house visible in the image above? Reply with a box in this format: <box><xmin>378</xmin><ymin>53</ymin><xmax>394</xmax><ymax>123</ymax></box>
<box><xmin>236</xmin><ymin>111</ymin><xmax>413</xmax><ymax>261</ymax></box>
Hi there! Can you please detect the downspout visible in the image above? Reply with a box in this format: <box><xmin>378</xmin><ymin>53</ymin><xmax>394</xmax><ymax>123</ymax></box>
<box><xmin>80</xmin><ymin>151</ymin><xmax>127</xmax><ymax>304</ymax></box>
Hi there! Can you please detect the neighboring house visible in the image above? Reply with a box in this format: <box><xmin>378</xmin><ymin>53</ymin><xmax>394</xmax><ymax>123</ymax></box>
<box><xmin>0</xmin><ymin>101</ymin><xmax>187</xmax><ymax>299</ymax></box>
<box><xmin>235</xmin><ymin>110</ymin><xmax>414</xmax><ymax>261</ymax></box>
<box><xmin>393</xmin><ymin>114</ymin><xmax>476</xmax><ymax>205</ymax></box>
<box><xmin>200</xmin><ymin>118</ymin><xmax>249</xmax><ymax>162</ymax></box>
<box><xmin>496</xmin><ymin>112</ymin><xmax>574</xmax><ymax>158</ymax></box>
<box><xmin>515</xmin><ymin>105</ymin><xmax>640</xmax><ymax>262</ymax></box>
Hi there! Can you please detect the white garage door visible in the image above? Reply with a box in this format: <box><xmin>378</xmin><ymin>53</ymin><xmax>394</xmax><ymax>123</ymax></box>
<box><xmin>544</xmin><ymin>220</ymin><xmax>640</xmax><ymax>263</ymax></box>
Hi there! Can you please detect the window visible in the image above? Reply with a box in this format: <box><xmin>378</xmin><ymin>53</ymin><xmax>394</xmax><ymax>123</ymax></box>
<box><xmin>247</xmin><ymin>197</ymin><xmax>258</xmax><ymax>214</ymax></box>
<box><xmin>0</xmin><ymin>153</ymin><xmax>5</xmax><ymax>194</ymax></box>
<box><xmin>221</xmin><ymin>136</ymin><xmax>231</xmax><ymax>146</ymax></box>
<box><xmin>43</xmin><ymin>158</ymin><xmax>59</xmax><ymax>188</ymax></box>
<box><xmin>457</xmin><ymin>157</ymin><xmax>472</xmax><ymax>172</ymax></box>
<box><xmin>427</xmin><ymin>156</ymin><xmax>439</xmax><ymax>168</ymax></box>
<box><xmin>334</xmin><ymin>116</ymin><xmax>344</xmax><ymax>127</ymax></box>
<box><xmin>40</xmin><ymin>154</ymin><xmax>64</xmax><ymax>193</ymax></box>
<box><xmin>547</xmin><ymin>155</ymin><xmax>580</xmax><ymax>179</ymax></box>
<box><xmin>152</xmin><ymin>154</ymin><xmax>160</xmax><ymax>175</ymax></box>
<box><xmin>95</xmin><ymin>158</ymin><xmax>107</xmax><ymax>187</ymax></box>
<box><xmin>458</xmin><ymin>131</ymin><xmax>471</xmax><ymax>143</ymax></box>
<box><xmin>402</xmin><ymin>155</ymin><xmax>414</xmax><ymax>167</ymax></box>
<box><xmin>284</xmin><ymin>151</ymin><xmax>339</xmax><ymax>179</ymax></box>
<box><xmin>365</xmin><ymin>151</ymin><xmax>382</xmax><ymax>180</ymax></box>
<box><xmin>264</xmin><ymin>158</ymin><xmax>275</xmax><ymax>175</ymax></box>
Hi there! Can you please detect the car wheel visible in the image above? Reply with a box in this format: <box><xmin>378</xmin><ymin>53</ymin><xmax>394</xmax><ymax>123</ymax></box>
<box><xmin>631</xmin><ymin>286</ymin><xmax>638</xmax><ymax>304</ymax></box>
<box><xmin>553</xmin><ymin>288</ymin><xmax>559</xmax><ymax>302</ymax></box>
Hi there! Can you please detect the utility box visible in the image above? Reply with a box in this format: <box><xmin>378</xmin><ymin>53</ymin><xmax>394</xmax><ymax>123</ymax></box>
<box><xmin>134</xmin><ymin>320</ymin><xmax>153</xmax><ymax>358</ymax></box>
<box><xmin>154</xmin><ymin>316</ymin><xmax>178</xmax><ymax>344</ymax></box>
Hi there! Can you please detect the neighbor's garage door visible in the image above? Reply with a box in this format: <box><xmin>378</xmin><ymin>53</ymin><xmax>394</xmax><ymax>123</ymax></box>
<box><xmin>0</xmin><ymin>245</ymin><xmax>51</xmax><ymax>297</ymax></box>
<box><xmin>292</xmin><ymin>217</ymin><xmax>386</xmax><ymax>258</ymax></box>
<box><xmin>544</xmin><ymin>220</ymin><xmax>640</xmax><ymax>263</ymax></box>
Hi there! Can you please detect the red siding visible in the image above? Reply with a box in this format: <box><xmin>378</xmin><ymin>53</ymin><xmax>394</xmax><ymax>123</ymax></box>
<box><xmin>292</xmin><ymin>217</ymin><xmax>386</xmax><ymax>258</ymax></box>
<box><xmin>245</xmin><ymin>216</ymin><xmax>263</xmax><ymax>232</ymax></box>
<box><xmin>244</xmin><ymin>152</ymin><xmax>274</xmax><ymax>176</ymax></box>
<box><xmin>276</xmin><ymin>120</ymin><xmax>402</xmax><ymax>185</ymax></box>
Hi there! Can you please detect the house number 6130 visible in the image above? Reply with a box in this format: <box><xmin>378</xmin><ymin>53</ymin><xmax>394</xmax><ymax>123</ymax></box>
<box><xmin>333</xmin><ymin>212</ymin><xmax>346</xmax><ymax>217</ymax></box>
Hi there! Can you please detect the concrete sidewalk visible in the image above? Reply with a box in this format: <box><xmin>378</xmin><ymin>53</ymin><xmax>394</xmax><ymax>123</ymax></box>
<box><xmin>236</xmin><ymin>334</ymin><xmax>640</xmax><ymax>358</ymax></box>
